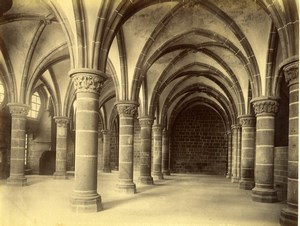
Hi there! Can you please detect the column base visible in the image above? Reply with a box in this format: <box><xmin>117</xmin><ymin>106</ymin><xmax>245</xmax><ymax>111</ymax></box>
<box><xmin>7</xmin><ymin>176</ymin><xmax>27</xmax><ymax>186</ymax></box>
<box><xmin>163</xmin><ymin>170</ymin><xmax>170</xmax><ymax>176</ymax></box>
<box><xmin>280</xmin><ymin>205</ymin><xmax>298</xmax><ymax>226</ymax></box>
<box><xmin>239</xmin><ymin>180</ymin><xmax>254</xmax><ymax>190</ymax></box>
<box><xmin>103</xmin><ymin>168</ymin><xmax>111</xmax><ymax>173</ymax></box>
<box><xmin>252</xmin><ymin>187</ymin><xmax>278</xmax><ymax>203</ymax></box>
<box><xmin>117</xmin><ymin>181</ymin><xmax>136</xmax><ymax>194</ymax></box>
<box><xmin>53</xmin><ymin>172</ymin><xmax>68</xmax><ymax>180</ymax></box>
<box><xmin>70</xmin><ymin>193</ymin><xmax>102</xmax><ymax>213</ymax></box>
<box><xmin>231</xmin><ymin>177</ymin><xmax>239</xmax><ymax>183</ymax></box>
<box><xmin>138</xmin><ymin>176</ymin><xmax>153</xmax><ymax>185</ymax></box>
<box><xmin>153</xmin><ymin>172</ymin><xmax>164</xmax><ymax>180</ymax></box>
<box><xmin>226</xmin><ymin>173</ymin><xmax>231</xmax><ymax>179</ymax></box>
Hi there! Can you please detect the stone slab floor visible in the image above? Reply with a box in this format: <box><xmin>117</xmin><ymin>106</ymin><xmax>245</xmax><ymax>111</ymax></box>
<box><xmin>0</xmin><ymin>172</ymin><xmax>284</xmax><ymax>226</ymax></box>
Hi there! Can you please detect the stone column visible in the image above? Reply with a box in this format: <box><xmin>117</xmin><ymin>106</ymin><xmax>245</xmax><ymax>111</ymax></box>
<box><xmin>69</xmin><ymin>69</ymin><xmax>105</xmax><ymax>212</ymax></box>
<box><xmin>116</xmin><ymin>101</ymin><xmax>138</xmax><ymax>194</ymax></box>
<box><xmin>251</xmin><ymin>97</ymin><xmax>278</xmax><ymax>203</ymax></box>
<box><xmin>226</xmin><ymin>131</ymin><xmax>232</xmax><ymax>178</ymax></box>
<box><xmin>102</xmin><ymin>130</ymin><xmax>111</xmax><ymax>173</ymax></box>
<box><xmin>152</xmin><ymin>124</ymin><xmax>163</xmax><ymax>180</ymax></box>
<box><xmin>138</xmin><ymin>116</ymin><xmax>154</xmax><ymax>185</ymax></box>
<box><xmin>97</xmin><ymin>123</ymin><xmax>103</xmax><ymax>171</ymax></box>
<box><xmin>280</xmin><ymin>61</ymin><xmax>298</xmax><ymax>226</ymax></box>
<box><xmin>238</xmin><ymin>115</ymin><xmax>255</xmax><ymax>190</ymax></box>
<box><xmin>237</xmin><ymin>126</ymin><xmax>241</xmax><ymax>180</ymax></box>
<box><xmin>53</xmin><ymin>116</ymin><xmax>69</xmax><ymax>179</ymax></box>
<box><xmin>7</xmin><ymin>103</ymin><xmax>29</xmax><ymax>186</ymax></box>
<box><xmin>231</xmin><ymin>125</ymin><xmax>239</xmax><ymax>183</ymax></box>
<box><xmin>162</xmin><ymin>129</ymin><xmax>170</xmax><ymax>176</ymax></box>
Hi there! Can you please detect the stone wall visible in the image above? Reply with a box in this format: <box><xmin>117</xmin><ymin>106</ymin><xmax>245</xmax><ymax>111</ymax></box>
<box><xmin>27</xmin><ymin>109</ymin><xmax>53</xmax><ymax>174</ymax></box>
<box><xmin>170</xmin><ymin>105</ymin><xmax>227</xmax><ymax>174</ymax></box>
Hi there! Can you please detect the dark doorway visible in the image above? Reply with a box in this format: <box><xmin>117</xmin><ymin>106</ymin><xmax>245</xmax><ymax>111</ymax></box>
<box><xmin>39</xmin><ymin>151</ymin><xmax>55</xmax><ymax>175</ymax></box>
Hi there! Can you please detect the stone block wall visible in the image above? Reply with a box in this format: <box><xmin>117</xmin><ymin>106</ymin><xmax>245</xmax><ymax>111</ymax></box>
<box><xmin>170</xmin><ymin>105</ymin><xmax>227</xmax><ymax>174</ymax></box>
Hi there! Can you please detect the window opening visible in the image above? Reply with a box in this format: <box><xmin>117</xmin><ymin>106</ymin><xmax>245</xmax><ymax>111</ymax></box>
<box><xmin>29</xmin><ymin>92</ymin><xmax>41</xmax><ymax>118</ymax></box>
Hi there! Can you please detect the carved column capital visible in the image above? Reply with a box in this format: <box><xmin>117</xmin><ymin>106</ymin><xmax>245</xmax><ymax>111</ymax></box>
<box><xmin>251</xmin><ymin>97</ymin><xmax>279</xmax><ymax>116</ymax></box>
<box><xmin>138</xmin><ymin>116</ymin><xmax>154</xmax><ymax>127</ymax></box>
<box><xmin>7</xmin><ymin>103</ymin><xmax>30</xmax><ymax>116</ymax></box>
<box><xmin>283</xmin><ymin>61</ymin><xmax>299</xmax><ymax>87</ymax></box>
<box><xmin>69</xmin><ymin>68</ymin><xmax>106</xmax><ymax>94</ymax></box>
<box><xmin>54</xmin><ymin>116</ymin><xmax>70</xmax><ymax>128</ymax></box>
<box><xmin>238</xmin><ymin>115</ymin><xmax>255</xmax><ymax>127</ymax></box>
<box><xmin>116</xmin><ymin>101</ymin><xmax>138</xmax><ymax>117</ymax></box>
<box><xmin>152</xmin><ymin>124</ymin><xmax>163</xmax><ymax>133</ymax></box>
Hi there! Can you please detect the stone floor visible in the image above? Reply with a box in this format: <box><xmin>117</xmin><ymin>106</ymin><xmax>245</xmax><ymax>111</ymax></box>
<box><xmin>0</xmin><ymin>171</ymin><xmax>284</xmax><ymax>226</ymax></box>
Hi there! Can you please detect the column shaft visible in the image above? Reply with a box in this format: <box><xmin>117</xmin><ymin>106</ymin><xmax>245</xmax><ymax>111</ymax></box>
<box><xmin>238</xmin><ymin>115</ymin><xmax>255</xmax><ymax>190</ymax></box>
<box><xmin>102</xmin><ymin>130</ymin><xmax>111</xmax><ymax>173</ymax></box>
<box><xmin>7</xmin><ymin>103</ymin><xmax>29</xmax><ymax>186</ymax></box>
<box><xmin>226</xmin><ymin>131</ymin><xmax>232</xmax><ymax>178</ymax></box>
<box><xmin>252</xmin><ymin>97</ymin><xmax>278</xmax><ymax>203</ymax></box>
<box><xmin>237</xmin><ymin>126</ymin><xmax>241</xmax><ymax>180</ymax></box>
<box><xmin>280</xmin><ymin>61</ymin><xmax>298</xmax><ymax>226</ymax></box>
<box><xmin>69</xmin><ymin>69</ymin><xmax>105</xmax><ymax>212</ymax></box>
<box><xmin>53</xmin><ymin>117</ymin><xmax>69</xmax><ymax>179</ymax></box>
<box><xmin>162</xmin><ymin>129</ymin><xmax>170</xmax><ymax>176</ymax></box>
<box><xmin>138</xmin><ymin>116</ymin><xmax>154</xmax><ymax>184</ymax></box>
<box><xmin>152</xmin><ymin>125</ymin><xmax>163</xmax><ymax>180</ymax></box>
<box><xmin>231</xmin><ymin>125</ymin><xmax>239</xmax><ymax>183</ymax></box>
<box><xmin>116</xmin><ymin>101</ymin><xmax>137</xmax><ymax>194</ymax></box>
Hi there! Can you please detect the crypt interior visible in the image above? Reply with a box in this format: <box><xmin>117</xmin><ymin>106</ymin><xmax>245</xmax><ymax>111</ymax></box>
<box><xmin>0</xmin><ymin>0</ymin><xmax>298</xmax><ymax>225</ymax></box>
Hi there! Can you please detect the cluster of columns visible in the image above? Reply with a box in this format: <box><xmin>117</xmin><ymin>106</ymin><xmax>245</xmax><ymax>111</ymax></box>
<box><xmin>5</xmin><ymin>63</ymin><xmax>297</xmax><ymax>223</ymax></box>
<box><xmin>228</xmin><ymin>98</ymin><xmax>280</xmax><ymax>202</ymax></box>
<box><xmin>225</xmin><ymin>61</ymin><xmax>298</xmax><ymax>225</ymax></box>
<box><xmin>5</xmin><ymin>71</ymin><xmax>172</xmax><ymax>213</ymax></box>
<box><xmin>280</xmin><ymin>61</ymin><xmax>298</xmax><ymax>226</ymax></box>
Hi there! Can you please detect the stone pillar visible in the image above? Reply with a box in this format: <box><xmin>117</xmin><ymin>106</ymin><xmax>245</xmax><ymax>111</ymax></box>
<box><xmin>97</xmin><ymin>123</ymin><xmax>103</xmax><ymax>171</ymax></box>
<box><xmin>69</xmin><ymin>69</ymin><xmax>105</xmax><ymax>212</ymax></box>
<box><xmin>231</xmin><ymin>125</ymin><xmax>239</xmax><ymax>183</ymax></box>
<box><xmin>7</xmin><ymin>103</ymin><xmax>29</xmax><ymax>186</ymax></box>
<box><xmin>152</xmin><ymin>124</ymin><xmax>163</xmax><ymax>180</ymax></box>
<box><xmin>280</xmin><ymin>61</ymin><xmax>298</xmax><ymax>226</ymax></box>
<box><xmin>238</xmin><ymin>115</ymin><xmax>255</xmax><ymax>190</ymax></box>
<box><xmin>102</xmin><ymin>130</ymin><xmax>111</xmax><ymax>173</ymax></box>
<box><xmin>162</xmin><ymin>129</ymin><xmax>170</xmax><ymax>176</ymax></box>
<box><xmin>116</xmin><ymin>101</ymin><xmax>138</xmax><ymax>194</ymax></box>
<box><xmin>237</xmin><ymin>126</ymin><xmax>241</xmax><ymax>180</ymax></box>
<box><xmin>251</xmin><ymin>97</ymin><xmax>279</xmax><ymax>203</ymax></box>
<box><xmin>226</xmin><ymin>131</ymin><xmax>232</xmax><ymax>178</ymax></box>
<box><xmin>138</xmin><ymin>116</ymin><xmax>154</xmax><ymax>185</ymax></box>
<box><xmin>53</xmin><ymin>116</ymin><xmax>69</xmax><ymax>179</ymax></box>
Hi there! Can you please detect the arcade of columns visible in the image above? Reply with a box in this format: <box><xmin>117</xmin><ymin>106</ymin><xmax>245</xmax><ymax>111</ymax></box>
<box><xmin>5</xmin><ymin>61</ymin><xmax>298</xmax><ymax>225</ymax></box>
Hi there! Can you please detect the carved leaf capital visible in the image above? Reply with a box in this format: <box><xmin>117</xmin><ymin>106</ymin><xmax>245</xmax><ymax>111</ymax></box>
<box><xmin>283</xmin><ymin>61</ymin><xmax>299</xmax><ymax>86</ymax></box>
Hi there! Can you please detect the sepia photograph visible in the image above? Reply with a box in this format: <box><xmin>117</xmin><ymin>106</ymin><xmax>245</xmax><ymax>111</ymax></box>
<box><xmin>0</xmin><ymin>0</ymin><xmax>298</xmax><ymax>225</ymax></box>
